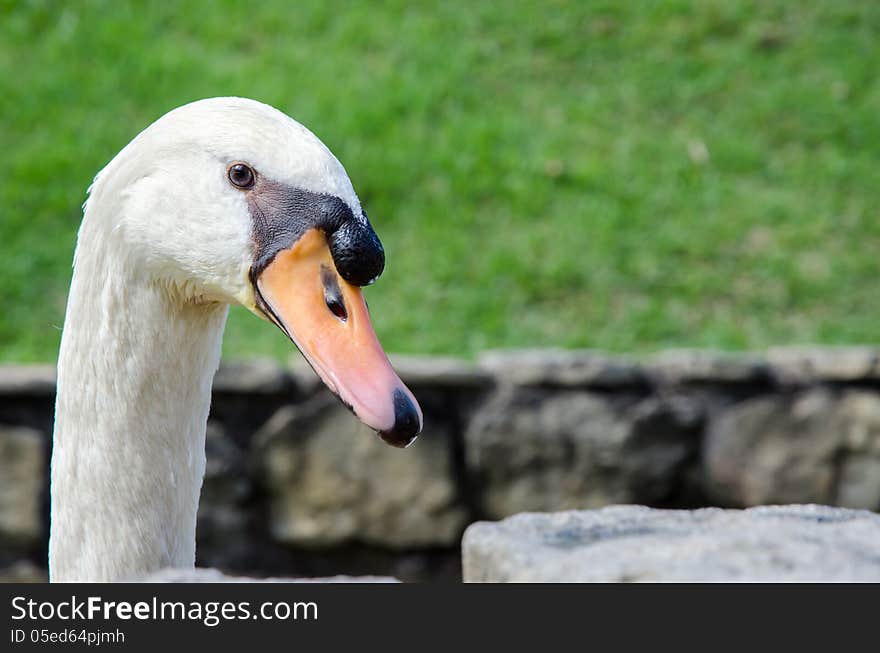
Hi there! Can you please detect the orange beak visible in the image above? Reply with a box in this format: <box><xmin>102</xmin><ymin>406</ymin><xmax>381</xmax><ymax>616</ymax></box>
<box><xmin>254</xmin><ymin>228</ymin><xmax>422</xmax><ymax>447</ymax></box>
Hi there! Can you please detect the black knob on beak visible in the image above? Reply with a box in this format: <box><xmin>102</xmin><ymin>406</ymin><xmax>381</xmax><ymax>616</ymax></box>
<box><xmin>327</xmin><ymin>218</ymin><xmax>385</xmax><ymax>287</ymax></box>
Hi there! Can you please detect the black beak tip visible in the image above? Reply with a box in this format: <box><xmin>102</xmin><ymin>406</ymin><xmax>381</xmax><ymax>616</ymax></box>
<box><xmin>379</xmin><ymin>389</ymin><xmax>422</xmax><ymax>448</ymax></box>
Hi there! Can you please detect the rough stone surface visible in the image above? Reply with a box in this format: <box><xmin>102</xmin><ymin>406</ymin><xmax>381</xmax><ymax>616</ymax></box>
<box><xmin>287</xmin><ymin>356</ymin><xmax>488</xmax><ymax>396</ymax></box>
<box><xmin>465</xmin><ymin>387</ymin><xmax>702</xmax><ymax>518</ymax></box>
<box><xmin>134</xmin><ymin>568</ymin><xmax>397</xmax><ymax>583</ymax></box>
<box><xmin>256</xmin><ymin>399</ymin><xmax>468</xmax><ymax>548</ymax></box>
<box><xmin>645</xmin><ymin>349</ymin><xmax>771</xmax><ymax>384</ymax></box>
<box><xmin>195</xmin><ymin>421</ymin><xmax>254</xmax><ymax>570</ymax></box>
<box><xmin>478</xmin><ymin>349</ymin><xmax>644</xmax><ymax>388</ymax></box>
<box><xmin>463</xmin><ymin>505</ymin><xmax>880</xmax><ymax>582</ymax></box>
<box><xmin>704</xmin><ymin>389</ymin><xmax>880</xmax><ymax>510</ymax></box>
<box><xmin>0</xmin><ymin>365</ymin><xmax>56</xmax><ymax>395</ymax></box>
<box><xmin>212</xmin><ymin>359</ymin><xmax>296</xmax><ymax>394</ymax></box>
<box><xmin>5</xmin><ymin>349</ymin><xmax>880</xmax><ymax>583</ymax></box>
<box><xmin>0</xmin><ymin>425</ymin><xmax>45</xmax><ymax>548</ymax></box>
<box><xmin>0</xmin><ymin>561</ymin><xmax>46</xmax><ymax>583</ymax></box>
<box><xmin>390</xmin><ymin>355</ymin><xmax>492</xmax><ymax>387</ymax></box>
<box><xmin>767</xmin><ymin>346</ymin><xmax>880</xmax><ymax>383</ymax></box>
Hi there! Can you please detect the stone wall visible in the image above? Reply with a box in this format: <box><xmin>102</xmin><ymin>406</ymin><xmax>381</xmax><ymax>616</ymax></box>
<box><xmin>462</xmin><ymin>505</ymin><xmax>880</xmax><ymax>582</ymax></box>
<box><xmin>2</xmin><ymin>347</ymin><xmax>880</xmax><ymax>582</ymax></box>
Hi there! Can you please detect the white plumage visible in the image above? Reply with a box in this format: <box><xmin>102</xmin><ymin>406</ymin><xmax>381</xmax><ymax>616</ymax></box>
<box><xmin>50</xmin><ymin>98</ymin><xmax>375</xmax><ymax>582</ymax></box>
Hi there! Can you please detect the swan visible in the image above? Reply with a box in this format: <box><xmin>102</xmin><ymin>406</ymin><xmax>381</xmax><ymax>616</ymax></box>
<box><xmin>49</xmin><ymin>97</ymin><xmax>423</xmax><ymax>582</ymax></box>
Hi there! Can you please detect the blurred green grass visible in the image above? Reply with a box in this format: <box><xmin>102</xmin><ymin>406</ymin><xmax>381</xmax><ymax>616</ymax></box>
<box><xmin>1</xmin><ymin>0</ymin><xmax>878</xmax><ymax>362</ymax></box>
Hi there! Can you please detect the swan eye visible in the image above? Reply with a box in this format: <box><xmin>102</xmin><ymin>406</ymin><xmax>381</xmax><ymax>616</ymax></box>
<box><xmin>227</xmin><ymin>163</ymin><xmax>255</xmax><ymax>189</ymax></box>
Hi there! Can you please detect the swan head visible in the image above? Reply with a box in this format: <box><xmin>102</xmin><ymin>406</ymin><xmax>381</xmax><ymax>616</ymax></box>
<box><xmin>94</xmin><ymin>97</ymin><xmax>422</xmax><ymax>447</ymax></box>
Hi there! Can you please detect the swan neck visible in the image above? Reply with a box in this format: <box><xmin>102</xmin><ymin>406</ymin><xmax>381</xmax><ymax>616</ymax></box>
<box><xmin>49</xmin><ymin>227</ymin><xmax>227</xmax><ymax>582</ymax></box>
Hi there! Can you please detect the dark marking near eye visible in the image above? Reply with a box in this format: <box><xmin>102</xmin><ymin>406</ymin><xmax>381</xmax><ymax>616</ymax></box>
<box><xmin>246</xmin><ymin>177</ymin><xmax>384</xmax><ymax>287</ymax></box>
<box><xmin>321</xmin><ymin>264</ymin><xmax>348</xmax><ymax>322</ymax></box>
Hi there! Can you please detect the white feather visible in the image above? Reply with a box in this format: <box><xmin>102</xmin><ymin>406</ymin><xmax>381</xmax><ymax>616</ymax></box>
<box><xmin>49</xmin><ymin>97</ymin><xmax>360</xmax><ymax>582</ymax></box>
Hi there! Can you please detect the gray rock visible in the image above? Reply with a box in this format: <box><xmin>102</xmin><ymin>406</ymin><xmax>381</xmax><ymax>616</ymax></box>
<box><xmin>0</xmin><ymin>561</ymin><xmax>46</xmax><ymax>583</ymax></box>
<box><xmin>619</xmin><ymin>395</ymin><xmax>704</xmax><ymax>501</ymax></box>
<box><xmin>464</xmin><ymin>388</ymin><xmax>701</xmax><ymax>518</ymax></box>
<box><xmin>462</xmin><ymin>504</ymin><xmax>880</xmax><ymax>582</ymax></box>
<box><xmin>478</xmin><ymin>349</ymin><xmax>644</xmax><ymax>388</ymax></box>
<box><xmin>704</xmin><ymin>389</ymin><xmax>880</xmax><ymax>510</ymax></box>
<box><xmin>0</xmin><ymin>425</ymin><xmax>45</xmax><ymax>547</ymax></box>
<box><xmin>390</xmin><ymin>355</ymin><xmax>493</xmax><ymax>387</ymax></box>
<box><xmin>287</xmin><ymin>355</ymin><xmax>478</xmax><ymax>396</ymax></box>
<box><xmin>133</xmin><ymin>567</ymin><xmax>397</xmax><ymax>583</ymax></box>
<box><xmin>212</xmin><ymin>359</ymin><xmax>295</xmax><ymax>394</ymax></box>
<box><xmin>287</xmin><ymin>355</ymin><xmax>479</xmax><ymax>396</ymax></box>
<box><xmin>767</xmin><ymin>346</ymin><xmax>880</xmax><ymax>383</ymax></box>
<box><xmin>465</xmin><ymin>389</ymin><xmax>627</xmax><ymax>516</ymax></box>
<box><xmin>196</xmin><ymin>421</ymin><xmax>253</xmax><ymax>569</ymax></box>
<box><xmin>255</xmin><ymin>399</ymin><xmax>468</xmax><ymax>548</ymax></box>
<box><xmin>0</xmin><ymin>365</ymin><xmax>56</xmax><ymax>395</ymax></box>
<box><xmin>645</xmin><ymin>349</ymin><xmax>770</xmax><ymax>384</ymax></box>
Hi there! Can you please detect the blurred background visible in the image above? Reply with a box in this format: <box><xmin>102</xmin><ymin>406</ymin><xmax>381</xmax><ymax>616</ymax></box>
<box><xmin>2</xmin><ymin>0</ymin><xmax>878</xmax><ymax>362</ymax></box>
<box><xmin>0</xmin><ymin>1</ymin><xmax>878</xmax><ymax>582</ymax></box>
